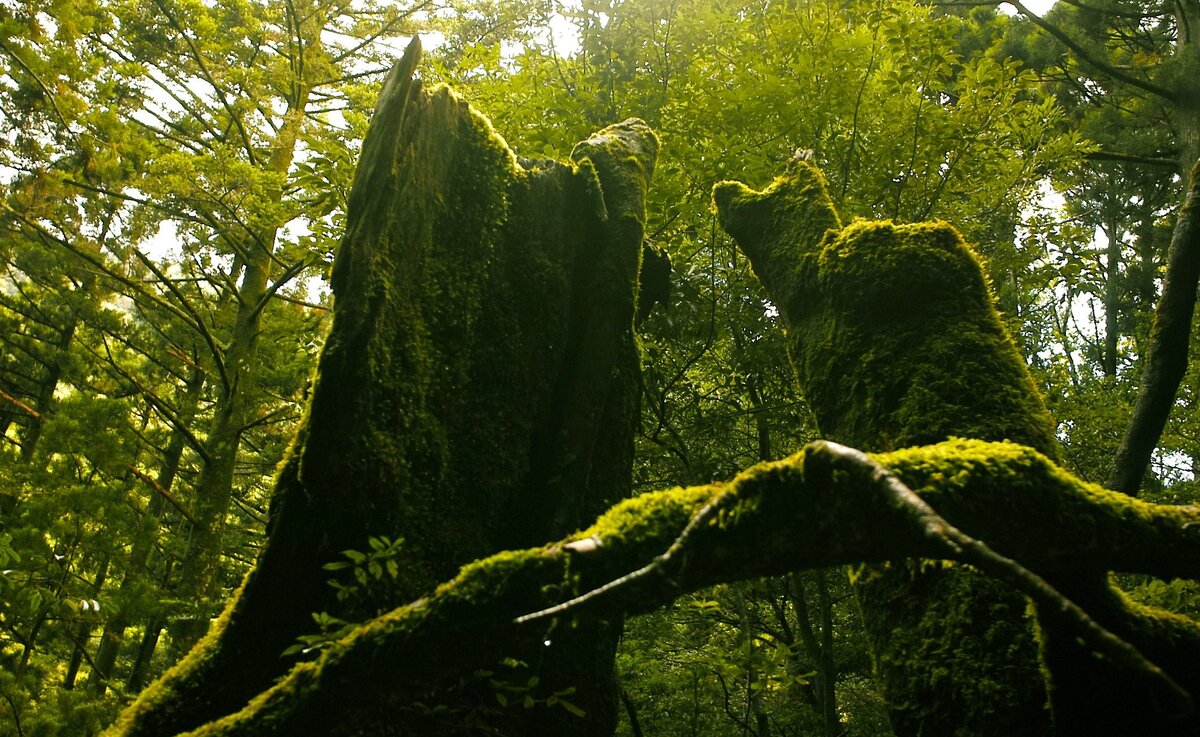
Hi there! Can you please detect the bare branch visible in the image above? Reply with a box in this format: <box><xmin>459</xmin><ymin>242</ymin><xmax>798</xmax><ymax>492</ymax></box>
<box><xmin>0</xmin><ymin>388</ymin><xmax>40</xmax><ymax>419</ymax></box>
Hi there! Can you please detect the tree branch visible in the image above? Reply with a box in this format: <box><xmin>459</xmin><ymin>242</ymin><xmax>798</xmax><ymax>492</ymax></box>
<box><xmin>111</xmin><ymin>438</ymin><xmax>1200</xmax><ymax>736</ymax></box>
<box><xmin>128</xmin><ymin>465</ymin><xmax>199</xmax><ymax>526</ymax></box>
<box><xmin>1004</xmin><ymin>0</ymin><xmax>1177</xmax><ymax>101</ymax></box>
<box><xmin>810</xmin><ymin>441</ymin><xmax>1192</xmax><ymax>715</ymax></box>
<box><xmin>129</xmin><ymin>249</ymin><xmax>231</xmax><ymax>393</ymax></box>
<box><xmin>151</xmin><ymin>0</ymin><xmax>261</xmax><ymax>164</ymax></box>
<box><xmin>0</xmin><ymin>388</ymin><xmax>40</xmax><ymax>419</ymax></box>
<box><xmin>1085</xmin><ymin>151</ymin><xmax>1179</xmax><ymax>168</ymax></box>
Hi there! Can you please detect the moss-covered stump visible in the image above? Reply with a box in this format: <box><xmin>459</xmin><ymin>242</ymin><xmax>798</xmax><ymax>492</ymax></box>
<box><xmin>712</xmin><ymin>158</ymin><xmax>1200</xmax><ymax>735</ymax></box>
<box><xmin>101</xmin><ymin>439</ymin><xmax>1200</xmax><ymax>736</ymax></box>
<box><xmin>712</xmin><ymin>161</ymin><xmax>1057</xmax><ymax>452</ymax></box>
<box><xmin>105</xmin><ymin>40</ymin><xmax>657</xmax><ymax>737</ymax></box>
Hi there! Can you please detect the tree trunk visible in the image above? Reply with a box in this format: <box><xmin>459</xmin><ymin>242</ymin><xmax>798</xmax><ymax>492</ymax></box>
<box><xmin>714</xmin><ymin>156</ymin><xmax>1200</xmax><ymax>735</ymax></box>
<box><xmin>1102</xmin><ymin>214</ymin><xmax>1119</xmax><ymax>378</ymax></box>
<box><xmin>788</xmin><ymin>571</ymin><xmax>841</xmax><ymax>736</ymax></box>
<box><xmin>101</xmin><ymin>432</ymin><xmax>1200</xmax><ymax>736</ymax></box>
<box><xmin>1108</xmin><ymin>160</ymin><xmax>1200</xmax><ymax>495</ymax></box>
<box><xmin>125</xmin><ymin>615</ymin><xmax>166</xmax><ymax>693</ymax></box>
<box><xmin>168</xmin><ymin>88</ymin><xmax>312</xmax><ymax>650</ymax></box>
<box><xmin>18</xmin><ymin>310</ymin><xmax>77</xmax><ymax>461</ymax></box>
<box><xmin>106</xmin><ymin>38</ymin><xmax>657</xmax><ymax>737</ymax></box>
<box><xmin>1106</xmin><ymin>1</ymin><xmax>1200</xmax><ymax>494</ymax></box>
<box><xmin>64</xmin><ymin>556</ymin><xmax>108</xmax><ymax>689</ymax></box>
<box><xmin>90</xmin><ymin>365</ymin><xmax>206</xmax><ymax>692</ymax></box>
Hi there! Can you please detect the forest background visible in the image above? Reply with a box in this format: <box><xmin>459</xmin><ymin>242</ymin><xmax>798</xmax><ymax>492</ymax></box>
<box><xmin>1</xmin><ymin>0</ymin><xmax>1197</xmax><ymax>734</ymax></box>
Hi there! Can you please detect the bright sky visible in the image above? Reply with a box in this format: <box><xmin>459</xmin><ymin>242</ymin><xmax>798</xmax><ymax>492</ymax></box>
<box><xmin>1008</xmin><ymin>0</ymin><xmax>1057</xmax><ymax>14</ymax></box>
<box><xmin>139</xmin><ymin>0</ymin><xmax>1061</xmax><ymax>264</ymax></box>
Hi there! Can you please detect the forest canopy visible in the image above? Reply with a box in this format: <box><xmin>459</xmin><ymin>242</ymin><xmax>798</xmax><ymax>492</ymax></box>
<box><xmin>2</xmin><ymin>1</ymin><xmax>1199</xmax><ymax>735</ymax></box>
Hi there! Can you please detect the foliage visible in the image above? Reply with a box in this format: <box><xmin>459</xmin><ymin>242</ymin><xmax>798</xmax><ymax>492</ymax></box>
<box><xmin>282</xmin><ymin>536</ymin><xmax>406</xmax><ymax>657</ymax></box>
<box><xmin>0</xmin><ymin>0</ymin><xmax>419</xmax><ymax>731</ymax></box>
<box><xmin>2</xmin><ymin>0</ymin><xmax>1199</xmax><ymax>734</ymax></box>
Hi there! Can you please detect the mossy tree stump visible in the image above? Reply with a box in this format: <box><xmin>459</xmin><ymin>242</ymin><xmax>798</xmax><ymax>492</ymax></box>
<box><xmin>713</xmin><ymin>158</ymin><xmax>1200</xmax><ymax>736</ymax></box>
<box><xmin>106</xmin><ymin>40</ymin><xmax>658</xmax><ymax>737</ymax></box>
<box><xmin>104</xmin><ymin>46</ymin><xmax>1200</xmax><ymax>737</ymax></box>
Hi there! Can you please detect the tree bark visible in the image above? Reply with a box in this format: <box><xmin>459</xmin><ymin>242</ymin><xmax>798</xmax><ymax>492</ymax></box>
<box><xmin>90</xmin><ymin>364</ymin><xmax>206</xmax><ymax>693</ymax></box>
<box><xmin>713</xmin><ymin>158</ymin><xmax>1200</xmax><ymax>735</ymax></box>
<box><xmin>1108</xmin><ymin>160</ymin><xmax>1200</xmax><ymax>495</ymax></box>
<box><xmin>102</xmin><ymin>436</ymin><xmax>1200</xmax><ymax>736</ymax></box>
<box><xmin>715</xmin><ymin>158</ymin><xmax>1058</xmax><ymax>735</ymax></box>
<box><xmin>105</xmin><ymin>37</ymin><xmax>657</xmax><ymax>737</ymax></box>
<box><xmin>167</xmin><ymin>85</ymin><xmax>312</xmax><ymax>651</ymax></box>
<box><xmin>101</xmin><ymin>33</ymin><xmax>1200</xmax><ymax>737</ymax></box>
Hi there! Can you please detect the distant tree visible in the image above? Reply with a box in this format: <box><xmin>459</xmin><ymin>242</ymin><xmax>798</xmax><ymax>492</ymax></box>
<box><xmin>996</xmin><ymin>0</ymin><xmax>1200</xmax><ymax>495</ymax></box>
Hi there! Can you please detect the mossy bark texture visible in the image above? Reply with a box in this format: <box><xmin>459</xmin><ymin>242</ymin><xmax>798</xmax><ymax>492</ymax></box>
<box><xmin>105</xmin><ymin>435</ymin><xmax>1200</xmax><ymax>736</ymax></box>
<box><xmin>713</xmin><ymin>159</ymin><xmax>1200</xmax><ymax>735</ymax></box>
<box><xmin>106</xmin><ymin>41</ymin><xmax>657</xmax><ymax>737</ymax></box>
<box><xmin>105</xmin><ymin>50</ymin><xmax>1200</xmax><ymax>737</ymax></box>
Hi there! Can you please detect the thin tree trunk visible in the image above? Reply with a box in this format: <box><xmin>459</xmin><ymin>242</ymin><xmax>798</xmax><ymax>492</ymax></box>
<box><xmin>1108</xmin><ymin>161</ymin><xmax>1200</xmax><ymax>494</ymax></box>
<box><xmin>1102</xmin><ymin>215</ymin><xmax>1120</xmax><ymax>378</ymax></box>
<box><xmin>16</xmin><ymin>535</ymin><xmax>81</xmax><ymax>677</ymax></box>
<box><xmin>1106</xmin><ymin>1</ymin><xmax>1200</xmax><ymax>494</ymax></box>
<box><xmin>168</xmin><ymin>88</ymin><xmax>311</xmax><ymax>651</ymax></box>
<box><xmin>90</xmin><ymin>365</ymin><xmax>205</xmax><ymax>692</ymax></box>
<box><xmin>18</xmin><ymin>313</ymin><xmax>76</xmax><ymax>461</ymax></box>
<box><xmin>16</xmin><ymin>210</ymin><xmax>113</xmax><ymax>461</ymax></box>
<box><xmin>64</xmin><ymin>556</ymin><xmax>108</xmax><ymax>689</ymax></box>
<box><xmin>815</xmin><ymin>569</ymin><xmax>839</xmax><ymax>736</ymax></box>
<box><xmin>126</xmin><ymin>615</ymin><xmax>166</xmax><ymax>692</ymax></box>
<box><xmin>790</xmin><ymin>571</ymin><xmax>841</xmax><ymax>736</ymax></box>
<box><xmin>621</xmin><ymin>687</ymin><xmax>645</xmax><ymax>737</ymax></box>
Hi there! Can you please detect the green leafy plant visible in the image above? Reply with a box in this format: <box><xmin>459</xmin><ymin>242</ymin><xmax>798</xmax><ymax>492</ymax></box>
<box><xmin>283</xmin><ymin>536</ymin><xmax>404</xmax><ymax>656</ymax></box>
<box><xmin>321</xmin><ymin>535</ymin><xmax>405</xmax><ymax>602</ymax></box>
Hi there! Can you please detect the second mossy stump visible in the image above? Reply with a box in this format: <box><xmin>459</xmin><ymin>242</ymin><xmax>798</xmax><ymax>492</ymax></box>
<box><xmin>714</xmin><ymin>158</ymin><xmax>1200</xmax><ymax>736</ymax></box>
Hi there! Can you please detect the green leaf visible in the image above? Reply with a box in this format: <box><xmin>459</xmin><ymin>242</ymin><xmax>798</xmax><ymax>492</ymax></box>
<box><xmin>557</xmin><ymin>699</ymin><xmax>586</xmax><ymax>718</ymax></box>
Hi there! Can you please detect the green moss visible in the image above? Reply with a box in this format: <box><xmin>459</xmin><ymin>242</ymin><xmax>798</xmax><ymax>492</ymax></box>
<box><xmin>714</xmin><ymin>162</ymin><xmax>1061</xmax><ymax>735</ymax></box>
<box><xmin>103</xmin><ymin>576</ymin><xmax>247</xmax><ymax>737</ymax></box>
<box><xmin>109</xmin><ymin>55</ymin><xmax>659</xmax><ymax>737</ymax></box>
<box><xmin>573</xmin><ymin>482</ymin><xmax>721</xmax><ymax>586</ymax></box>
<box><xmin>715</xmin><ymin>158</ymin><xmax>1200</xmax><ymax>732</ymax></box>
<box><xmin>109</xmin><ymin>434</ymin><xmax>1200</xmax><ymax>736</ymax></box>
<box><xmin>571</xmin><ymin>120</ymin><xmax>658</xmax><ymax>227</ymax></box>
<box><xmin>716</xmin><ymin>161</ymin><xmax>1058</xmax><ymax>456</ymax></box>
